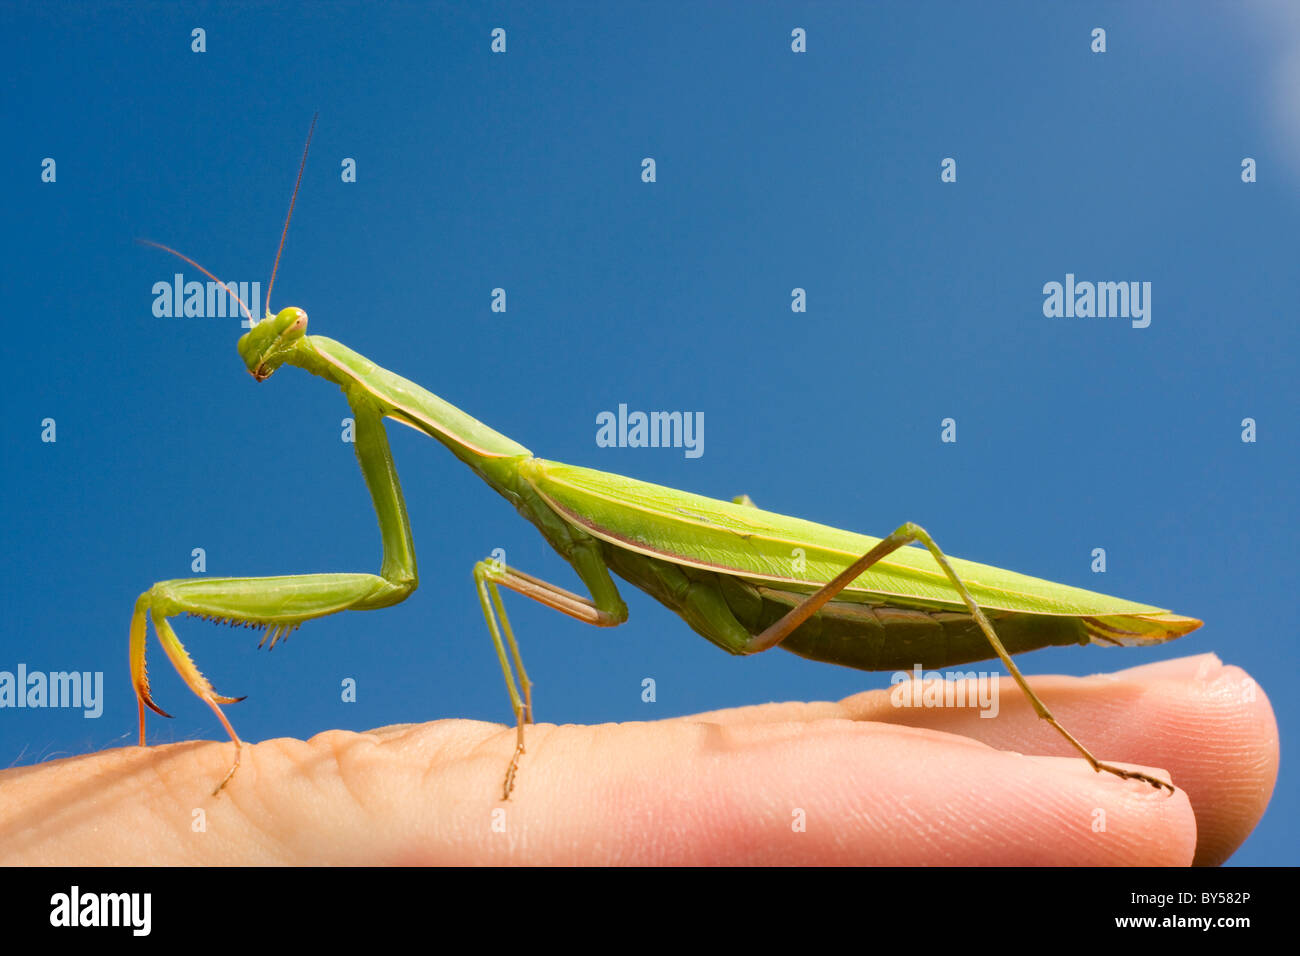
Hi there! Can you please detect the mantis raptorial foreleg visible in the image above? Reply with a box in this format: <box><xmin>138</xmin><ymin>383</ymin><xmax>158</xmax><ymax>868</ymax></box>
<box><xmin>130</xmin><ymin>398</ymin><xmax>418</xmax><ymax>794</ymax></box>
<box><xmin>746</xmin><ymin>521</ymin><xmax>1176</xmax><ymax>793</ymax></box>
<box><xmin>473</xmin><ymin>559</ymin><xmax>625</xmax><ymax>799</ymax></box>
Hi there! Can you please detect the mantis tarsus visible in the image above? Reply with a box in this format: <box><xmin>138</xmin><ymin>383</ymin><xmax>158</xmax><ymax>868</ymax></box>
<box><xmin>132</xmin><ymin>120</ymin><xmax>1202</xmax><ymax>800</ymax></box>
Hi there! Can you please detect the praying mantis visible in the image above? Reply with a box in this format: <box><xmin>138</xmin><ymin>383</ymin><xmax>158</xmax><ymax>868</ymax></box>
<box><xmin>131</xmin><ymin>120</ymin><xmax>1202</xmax><ymax>800</ymax></box>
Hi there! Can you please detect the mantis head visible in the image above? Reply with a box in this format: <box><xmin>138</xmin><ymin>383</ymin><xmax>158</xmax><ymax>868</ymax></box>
<box><xmin>238</xmin><ymin>307</ymin><xmax>308</xmax><ymax>381</ymax></box>
<box><xmin>143</xmin><ymin>115</ymin><xmax>321</xmax><ymax>386</ymax></box>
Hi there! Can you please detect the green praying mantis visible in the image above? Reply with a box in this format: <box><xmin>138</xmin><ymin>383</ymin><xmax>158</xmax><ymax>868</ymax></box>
<box><xmin>132</xmin><ymin>120</ymin><xmax>1202</xmax><ymax>800</ymax></box>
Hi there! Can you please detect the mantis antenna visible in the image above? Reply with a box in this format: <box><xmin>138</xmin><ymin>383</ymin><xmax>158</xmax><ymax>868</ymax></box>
<box><xmin>138</xmin><ymin>113</ymin><xmax>318</xmax><ymax>328</ymax></box>
<box><xmin>135</xmin><ymin>238</ymin><xmax>254</xmax><ymax>325</ymax></box>
<box><xmin>265</xmin><ymin>112</ymin><xmax>318</xmax><ymax>316</ymax></box>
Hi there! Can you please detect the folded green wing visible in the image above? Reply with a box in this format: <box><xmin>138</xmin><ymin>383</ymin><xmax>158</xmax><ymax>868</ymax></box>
<box><xmin>525</xmin><ymin>459</ymin><xmax>1178</xmax><ymax>618</ymax></box>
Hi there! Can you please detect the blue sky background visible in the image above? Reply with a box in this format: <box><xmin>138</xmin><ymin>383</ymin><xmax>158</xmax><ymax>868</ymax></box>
<box><xmin>2</xmin><ymin>1</ymin><xmax>1295</xmax><ymax>864</ymax></box>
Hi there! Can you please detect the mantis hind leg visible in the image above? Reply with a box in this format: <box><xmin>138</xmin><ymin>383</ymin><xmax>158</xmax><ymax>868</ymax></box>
<box><xmin>473</xmin><ymin>554</ymin><xmax>627</xmax><ymax>801</ymax></box>
<box><xmin>747</xmin><ymin>521</ymin><xmax>1175</xmax><ymax>794</ymax></box>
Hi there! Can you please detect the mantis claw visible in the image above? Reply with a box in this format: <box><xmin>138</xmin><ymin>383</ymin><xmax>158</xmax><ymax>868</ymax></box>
<box><xmin>131</xmin><ymin>591</ymin><xmax>251</xmax><ymax>791</ymax></box>
<box><xmin>502</xmin><ymin>745</ymin><xmax>524</xmax><ymax>802</ymax></box>
<box><xmin>136</xmin><ymin>688</ymin><xmax>173</xmax><ymax>721</ymax></box>
<box><xmin>1092</xmin><ymin>761</ymin><xmax>1176</xmax><ymax>795</ymax></box>
<box><xmin>211</xmin><ymin>740</ymin><xmax>243</xmax><ymax>796</ymax></box>
<box><xmin>499</xmin><ymin>712</ymin><xmax>528</xmax><ymax>801</ymax></box>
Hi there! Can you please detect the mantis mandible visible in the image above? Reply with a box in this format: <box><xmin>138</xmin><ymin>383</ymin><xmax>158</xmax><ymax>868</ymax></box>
<box><xmin>132</xmin><ymin>119</ymin><xmax>1202</xmax><ymax>799</ymax></box>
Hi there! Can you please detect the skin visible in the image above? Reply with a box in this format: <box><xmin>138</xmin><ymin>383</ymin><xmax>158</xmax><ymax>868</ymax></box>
<box><xmin>0</xmin><ymin>653</ymin><xmax>1276</xmax><ymax>866</ymax></box>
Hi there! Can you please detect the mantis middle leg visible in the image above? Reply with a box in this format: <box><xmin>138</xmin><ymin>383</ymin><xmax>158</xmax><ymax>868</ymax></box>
<box><xmin>473</xmin><ymin>541</ymin><xmax>628</xmax><ymax>800</ymax></box>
